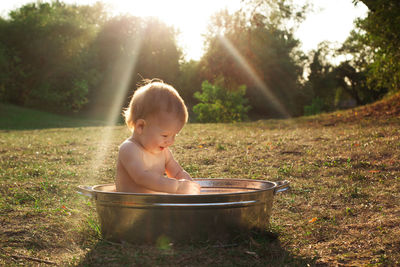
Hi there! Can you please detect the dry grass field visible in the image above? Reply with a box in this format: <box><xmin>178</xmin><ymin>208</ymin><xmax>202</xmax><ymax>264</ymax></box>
<box><xmin>1</xmin><ymin>95</ymin><xmax>399</xmax><ymax>266</ymax></box>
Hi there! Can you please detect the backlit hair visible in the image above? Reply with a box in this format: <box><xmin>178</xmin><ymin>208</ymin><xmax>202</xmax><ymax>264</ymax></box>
<box><xmin>124</xmin><ymin>80</ymin><xmax>188</xmax><ymax>130</ymax></box>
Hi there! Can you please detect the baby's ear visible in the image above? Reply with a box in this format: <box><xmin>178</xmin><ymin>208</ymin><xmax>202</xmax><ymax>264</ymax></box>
<box><xmin>135</xmin><ymin>119</ymin><xmax>146</xmax><ymax>134</ymax></box>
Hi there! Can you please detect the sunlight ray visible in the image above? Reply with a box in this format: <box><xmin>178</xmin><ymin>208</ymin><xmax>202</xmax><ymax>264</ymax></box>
<box><xmin>88</xmin><ymin>31</ymin><xmax>144</xmax><ymax>184</ymax></box>
<box><xmin>218</xmin><ymin>35</ymin><xmax>291</xmax><ymax>118</ymax></box>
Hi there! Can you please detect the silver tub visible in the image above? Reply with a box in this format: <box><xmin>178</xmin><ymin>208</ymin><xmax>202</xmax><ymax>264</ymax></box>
<box><xmin>78</xmin><ymin>178</ymin><xmax>289</xmax><ymax>244</ymax></box>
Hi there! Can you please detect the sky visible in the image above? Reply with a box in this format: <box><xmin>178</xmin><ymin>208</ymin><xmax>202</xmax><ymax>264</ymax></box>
<box><xmin>0</xmin><ymin>0</ymin><xmax>368</xmax><ymax>60</ymax></box>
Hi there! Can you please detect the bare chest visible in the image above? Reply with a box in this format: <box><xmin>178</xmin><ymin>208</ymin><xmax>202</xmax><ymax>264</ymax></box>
<box><xmin>141</xmin><ymin>151</ymin><xmax>166</xmax><ymax>174</ymax></box>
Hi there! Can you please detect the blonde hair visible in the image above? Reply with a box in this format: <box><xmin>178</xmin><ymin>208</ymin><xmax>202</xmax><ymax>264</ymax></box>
<box><xmin>124</xmin><ymin>80</ymin><xmax>188</xmax><ymax>130</ymax></box>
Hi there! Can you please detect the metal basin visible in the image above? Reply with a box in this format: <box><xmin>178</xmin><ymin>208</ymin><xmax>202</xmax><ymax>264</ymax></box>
<box><xmin>77</xmin><ymin>178</ymin><xmax>289</xmax><ymax>244</ymax></box>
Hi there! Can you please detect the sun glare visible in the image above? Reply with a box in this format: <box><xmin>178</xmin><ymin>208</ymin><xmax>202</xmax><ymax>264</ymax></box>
<box><xmin>110</xmin><ymin>0</ymin><xmax>241</xmax><ymax>60</ymax></box>
<box><xmin>89</xmin><ymin>28</ymin><xmax>144</xmax><ymax>183</ymax></box>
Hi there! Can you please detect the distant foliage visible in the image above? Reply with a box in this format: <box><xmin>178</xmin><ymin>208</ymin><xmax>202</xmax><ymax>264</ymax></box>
<box><xmin>1</xmin><ymin>0</ymin><xmax>397</xmax><ymax>119</ymax></box>
<box><xmin>0</xmin><ymin>42</ymin><xmax>10</xmax><ymax>101</ymax></box>
<box><xmin>0</xmin><ymin>2</ymin><xmax>181</xmax><ymax>117</ymax></box>
<box><xmin>0</xmin><ymin>2</ymin><xmax>106</xmax><ymax>112</ymax></box>
<box><xmin>86</xmin><ymin>16</ymin><xmax>181</xmax><ymax>117</ymax></box>
<box><xmin>304</xmin><ymin>43</ymin><xmax>338</xmax><ymax>112</ymax></box>
<box><xmin>355</xmin><ymin>0</ymin><xmax>400</xmax><ymax>93</ymax></box>
<box><xmin>177</xmin><ymin>60</ymin><xmax>202</xmax><ymax>108</ymax></box>
<box><xmin>303</xmin><ymin>97</ymin><xmax>324</xmax><ymax>116</ymax></box>
<box><xmin>200</xmin><ymin>1</ymin><xmax>307</xmax><ymax>117</ymax></box>
<box><xmin>192</xmin><ymin>80</ymin><xmax>251</xmax><ymax>123</ymax></box>
<box><xmin>304</xmin><ymin>41</ymin><xmax>385</xmax><ymax>115</ymax></box>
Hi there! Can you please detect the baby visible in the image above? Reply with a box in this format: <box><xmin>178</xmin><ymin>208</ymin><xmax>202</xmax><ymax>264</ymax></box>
<box><xmin>115</xmin><ymin>80</ymin><xmax>200</xmax><ymax>194</ymax></box>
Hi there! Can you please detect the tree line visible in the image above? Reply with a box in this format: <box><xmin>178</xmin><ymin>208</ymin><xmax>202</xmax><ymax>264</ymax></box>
<box><xmin>0</xmin><ymin>0</ymin><xmax>397</xmax><ymax>121</ymax></box>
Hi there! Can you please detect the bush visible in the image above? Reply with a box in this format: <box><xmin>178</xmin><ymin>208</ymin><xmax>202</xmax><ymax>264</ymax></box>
<box><xmin>304</xmin><ymin>97</ymin><xmax>324</xmax><ymax>116</ymax></box>
<box><xmin>192</xmin><ymin>81</ymin><xmax>251</xmax><ymax>123</ymax></box>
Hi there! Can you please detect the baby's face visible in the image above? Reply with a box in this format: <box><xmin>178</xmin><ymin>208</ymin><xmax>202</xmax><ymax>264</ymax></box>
<box><xmin>140</xmin><ymin>113</ymin><xmax>184</xmax><ymax>154</ymax></box>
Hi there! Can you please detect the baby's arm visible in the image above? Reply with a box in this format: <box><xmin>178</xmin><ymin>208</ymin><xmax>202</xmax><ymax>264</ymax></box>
<box><xmin>165</xmin><ymin>149</ymin><xmax>200</xmax><ymax>194</ymax></box>
<box><xmin>119</xmin><ymin>143</ymin><xmax>197</xmax><ymax>194</ymax></box>
<box><xmin>165</xmin><ymin>148</ymin><xmax>192</xmax><ymax>180</ymax></box>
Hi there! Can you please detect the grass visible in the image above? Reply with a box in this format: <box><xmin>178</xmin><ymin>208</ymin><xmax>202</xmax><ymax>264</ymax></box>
<box><xmin>0</xmin><ymin>101</ymin><xmax>399</xmax><ymax>266</ymax></box>
<box><xmin>0</xmin><ymin>103</ymin><xmax>105</xmax><ymax>130</ymax></box>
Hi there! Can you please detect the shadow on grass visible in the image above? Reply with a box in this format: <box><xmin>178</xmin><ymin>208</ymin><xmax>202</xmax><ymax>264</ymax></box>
<box><xmin>76</xmin><ymin>230</ymin><xmax>317</xmax><ymax>267</ymax></box>
<box><xmin>0</xmin><ymin>103</ymin><xmax>107</xmax><ymax>130</ymax></box>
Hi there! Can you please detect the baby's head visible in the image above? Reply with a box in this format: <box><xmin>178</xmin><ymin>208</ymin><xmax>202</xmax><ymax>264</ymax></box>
<box><xmin>124</xmin><ymin>80</ymin><xmax>188</xmax><ymax>132</ymax></box>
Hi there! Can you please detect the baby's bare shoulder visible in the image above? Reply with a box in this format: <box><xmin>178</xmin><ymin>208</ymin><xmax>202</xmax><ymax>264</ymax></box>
<box><xmin>119</xmin><ymin>139</ymin><xmax>141</xmax><ymax>157</ymax></box>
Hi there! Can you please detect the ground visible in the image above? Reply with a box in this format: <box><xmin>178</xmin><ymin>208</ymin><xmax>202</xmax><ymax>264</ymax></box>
<box><xmin>0</xmin><ymin>94</ymin><xmax>399</xmax><ymax>266</ymax></box>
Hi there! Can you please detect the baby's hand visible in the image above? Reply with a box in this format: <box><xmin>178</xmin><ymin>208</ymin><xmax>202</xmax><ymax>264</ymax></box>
<box><xmin>176</xmin><ymin>179</ymin><xmax>201</xmax><ymax>194</ymax></box>
<box><xmin>176</xmin><ymin>170</ymin><xmax>193</xmax><ymax>181</ymax></box>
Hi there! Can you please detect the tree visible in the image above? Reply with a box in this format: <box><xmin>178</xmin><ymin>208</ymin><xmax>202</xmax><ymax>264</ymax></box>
<box><xmin>304</xmin><ymin>39</ymin><xmax>382</xmax><ymax>114</ymax></box>
<box><xmin>137</xmin><ymin>18</ymin><xmax>182</xmax><ymax>85</ymax></box>
<box><xmin>335</xmin><ymin>61</ymin><xmax>384</xmax><ymax>105</ymax></box>
<box><xmin>354</xmin><ymin>0</ymin><xmax>400</xmax><ymax>92</ymax></box>
<box><xmin>0</xmin><ymin>1</ymin><xmax>107</xmax><ymax>112</ymax></box>
<box><xmin>304</xmin><ymin>44</ymin><xmax>338</xmax><ymax>112</ymax></box>
<box><xmin>200</xmin><ymin>0</ymin><xmax>307</xmax><ymax>118</ymax></box>
<box><xmin>86</xmin><ymin>16</ymin><xmax>182</xmax><ymax>118</ymax></box>
<box><xmin>0</xmin><ymin>2</ymin><xmax>182</xmax><ymax>116</ymax></box>
<box><xmin>177</xmin><ymin>60</ymin><xmax>202</xmax><ymax>108</ymax></box>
